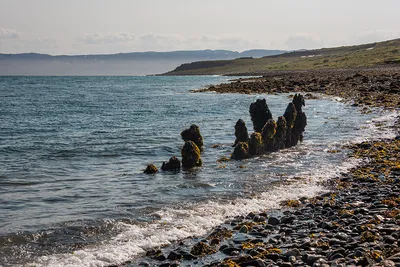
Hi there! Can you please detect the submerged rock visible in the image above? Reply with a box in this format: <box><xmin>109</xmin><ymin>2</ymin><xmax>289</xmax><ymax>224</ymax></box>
<box><xmin>233</xmin><ymin>119</ymin><xmax>249</xmax><ymax>146</ymax></box>
<box><xmin>248</xmin><ymin>132</ymin><xmax>264</xmax><ymax>155</ymax></box>
<box><xmin>144</xmin><ymin>164</ymin><xmax>158</xmax><ymax>174</ymax></box>
<box><xmin>181</xmin><ymin>141</ymin><xmax>202</xmax><ymax>169</ymax></box>
<box><xmin>161</xmin><ymin>156</ymin><xmax>181</xmax><ymax>171</ymax></box>
<box><xmin>181</xmin><ymin>124</ymin><xmax>204</xmax><ymax>150</ymax></box>
<box><xmin>249</xmin><ymin>99</ymin><xmax>273</xmax><ymax>132</ymax></box>
<box><xmin>261</xmin><ymin>119</ymin><xmax>277</xmax><ymax>152</ymax></box>
<box><xmin>231</xmin><ymin>142</ymin><xmax>249</xmax><ymax>160</ymax></box>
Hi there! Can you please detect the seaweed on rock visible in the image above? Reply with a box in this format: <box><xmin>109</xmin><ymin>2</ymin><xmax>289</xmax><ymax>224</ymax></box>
<box><xmin>144</xmin><ymin>164</ymin><xmax>158</xmax><ymax>174</ymax></box>
<box><xmin>248</xmin><ymin>132</ymin><xmax>264</xmax><ymax>156</ymax></box>
<box><xmin>181</xmin><ymin>141</ymin><xmax>202</xmax><ymax>169</ymax></box>
<box><xmin>233</xmin><ymin>119</ymin><xmax>249</xmax><ymax>147</ymax></box>
<box><xmin>181</xmin><ymin>124</ymin><xmax>204</xmax><ymax>150</ymax></box>
<box><xmin>273</xmin><ymin>116</ymin><xmax>287</xmax><ymax>151</ymax></box>
<box><xmin>231</xmin><ymin>142</ymin><xmax>249</xmax><ymax>160</ymax></box>
<box><xmin>261</xmin><ymin>119</ymin><xmax>277</xmax><ymax>152</ymax></box>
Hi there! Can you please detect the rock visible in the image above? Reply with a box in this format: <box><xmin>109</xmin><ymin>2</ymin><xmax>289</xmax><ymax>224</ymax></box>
<box><xmin>248</xmin><ymin>132</ymin><xmax>264</xmax><ymax>155</ymax></box>
<box><xmin>261</xmin><ymin>119</ymin><xmax>277</xmax><ymax>151</ymax></box>
<box><xmin>241</xmin><ymin>259</ymin><xmax>267</xmax><ymax>267</ymax></box>
<box><xmin>221</xmin><ymin>246</ymin><xmax>241</xmax><ymax>255</ymax></box>
<box><xmin>190</xmin><ymin>242</ymin><xmax>216</xmax><ymax>256</ymax></box>
<box><xmin>181</xmin><ymin>141</ymin><xmax>202</xmax><ymax>169</ymax></box>
<box><xmin>144</xmin><ymin>164</ymin><xmax>158</xmax><ymax>174</ymax></box>
<box><xmin>181</xmin><ymin>124</ymin><xmax>204</xmax><ymax>150</ymax></box>
<box><xmin>161</xmin><ymin>156</ymin><xmax>181</xmax><ymax>171</ymax></box>
<box><xmin>268</xmin><ymin>216</ymin><xmax>280</xmax><ymax>225</ymax></box>
<box><xmin>249</xmin><ymin>98</ymin><xmax>273</xmax><ymax>132</ymax></box>
<box><xmin>289</xmin><ymin>94</ymin><xmax>307</xmax><ymax>146</ymax></box>
<box><xmin>387</xmin><ymin>252</ymin><xmax>400</xmax><ymax>264</ymax></box>
<box><xmin>239</xmin><ymin>225</ymin><xmax>249</xmax><ymax>233</ymax></box>
<box><xmin>284</xmin><ymin>248</ymin><xmax>301</xmax><ymax>257</ymax></box>
<box><xmin>280</xmin><ymin>215</ymin><xmax>296</xmax><ymax>224</ymax></box>
<box><xmin>167</xmin><ymin>251</ymin><xmax>182</xmax><ymax>260</ymax></box>
<box><xmin>231</xmin><ymin>142</ymin><xmax>249</xmax><ymax>160</ymax></box>
<box><xmin>233</xmin><ymin>119</ymin><xmax>249</xmax><ymax>146</ymax></box>
<box><xmin>306</xmin><ymin>254</ymin><xmax>324</xmax><ymax>265</ymax></box>
<box><xmin>273</xmin><ymin>116</ymin><xmax>287</xmax><ymax>150</ymax></box>
<box><xmin>283</xmin><ymin>102</ymin><xmax>297</xmax><ymax>147</ymax></box>
<box><xmin>293</xmin><ymin>94</ymin><xmax>305</xmax><ymax>113</ymax></box>
<box><xmin>373</xmin><ymin>260</ymin><xmax>396</xmax><ymax>267</ymax></box>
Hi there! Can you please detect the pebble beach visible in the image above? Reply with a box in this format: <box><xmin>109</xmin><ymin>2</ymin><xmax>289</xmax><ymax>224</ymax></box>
<box><xmin>130</xmin><ymin>67</ymin><xmax>400</xmax><ymax>267</ymax></box>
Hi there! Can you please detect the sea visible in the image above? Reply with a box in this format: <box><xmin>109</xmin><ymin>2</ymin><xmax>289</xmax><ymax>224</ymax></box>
<box><xmin>0</xmin><ymin>76</ymin><xmax>397</xmax><ymax>267</ymax></box>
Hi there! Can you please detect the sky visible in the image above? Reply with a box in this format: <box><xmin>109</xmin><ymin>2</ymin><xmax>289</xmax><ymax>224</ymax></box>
<box><xmin>0</xmin><ymin>0</ymin><xmax>399</xmax><ymax>55</ymax></box>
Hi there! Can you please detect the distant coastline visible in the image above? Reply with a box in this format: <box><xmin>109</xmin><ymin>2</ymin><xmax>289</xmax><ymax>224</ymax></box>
<box><xmin>0</xmin><ymin>50</ymin><xmax>286</xmax><ymax>76</ymax></box>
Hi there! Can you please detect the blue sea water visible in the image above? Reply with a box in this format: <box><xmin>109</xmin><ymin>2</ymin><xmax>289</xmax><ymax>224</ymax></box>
<box><xmin>0</xmin><ymin>76</ymin><xmax>397</xmax><ymax>266</ymax></box>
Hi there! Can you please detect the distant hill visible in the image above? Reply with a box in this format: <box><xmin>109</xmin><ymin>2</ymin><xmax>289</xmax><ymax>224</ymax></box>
<box><xmin>164</xmin><ymin>38</ymin><xmax>400</xmax><ymax>76</ymax></box>
<box><xmin>0</xmin><ymin>49</ymin><xmax>286</xmax><ymax>75</ymax></box>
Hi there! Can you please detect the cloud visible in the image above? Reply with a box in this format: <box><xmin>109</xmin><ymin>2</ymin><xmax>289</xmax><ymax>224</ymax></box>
<box><xmin>285</xmin><ymin>34</ymin><xmax>324</xmax><ymax>50</ymax></box>
<box><xmin>355</xmin><ymin>30</ymin><xmax>400</xmax><ymax>44</ymax></box>
<box><xmin>134</xmin><ymin>34</ymin><xmax>261</xmax><ymax>51</ymax></box>
<box><xmin>75</xmin><ymin>32</ymin><xmax>261</xmax><ymax>52</ymax></box>
<box><xmin>0</xmin><ymin>28</ymin><xmax>20</xmax><ymax>39</ymax></box>
<box><xmin>79</xmin><ymin>32</ymin><xmax>136</xmax><ymax>44</ymax></box>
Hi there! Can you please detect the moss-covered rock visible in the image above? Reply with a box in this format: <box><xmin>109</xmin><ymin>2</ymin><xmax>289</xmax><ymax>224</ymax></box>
<box><xmin>161</xmin><ymin>156</ymin><xmax>181</xmax><ymax>171</ymax></box>
<box><xmin>231</xmin><ymin>142</ymin><xmax>249</xmax><ymax>160</ymax></box>
<box><xmin>233</xmin><ymin>119</ymin><xmax>249</xmax><ymax>146</ymax></box>
<box><xmin>181</xmin><ymin>141</ymin><xmax>202</xmax><ymax>169</ymax></box>
<box><xmin>190</xmin><ymin>241</ymin><xmax>216</xmax><ymax>256</ymax></box>
<box><xmin>261</xmin><ymin>119</ymin><xmax>277</xmax><ymax>152</ymax></box>
<box><xmin>248</xmin><ymin>132</ymin><xmax>264</xmax><ymax>156</ymax></box>
<box><xmin>144</xmin><ymin>164</ymin><xmax>158</xmax><ymax>174</ymax></box>
<box><xmin>274</xmin><ymin>116</ymin><xmax>287</xmax><ymax>150</ymax></box>
<box><xmin>181</xmin><ymin>124</ymin><xmax>204</xmax><ymax>150</ymax></box>
<box><xmin>249</xmin><ymin>98</ymin><xmax>273</xmax><ymax>132</ymax></box>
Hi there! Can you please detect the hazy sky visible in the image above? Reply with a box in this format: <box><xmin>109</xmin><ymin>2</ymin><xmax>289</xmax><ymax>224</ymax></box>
<box><xmin>1</xmin><ymin>0</ymin><xmax>399</xmax><ymax>55</ymax></box>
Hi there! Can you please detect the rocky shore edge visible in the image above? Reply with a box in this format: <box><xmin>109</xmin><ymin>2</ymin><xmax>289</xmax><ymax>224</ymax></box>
<box><xmin>195</xmin><ymin>67</ymin><xmax>400</xmax><ymax>110</ymax></box>
<box><xmin>123</xmin><ymin>68</ymin><xmax>400</xmax><ymax>267</ymax></box>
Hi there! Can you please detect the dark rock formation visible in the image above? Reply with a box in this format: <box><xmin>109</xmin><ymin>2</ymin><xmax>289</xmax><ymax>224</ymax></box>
<box><xmin>181</xmin><ymin>124</ymin><xmax>204</xmax><ymax>150</ymax></box>
<box><xmin>283</xmin><ymin>102</ymin><xmax>297</xmax><ymax>147</ymax></box>
<box><xmin>292</xmin><ymin>112</ymin><xmax>307</xmax><ymax>144</ymax></box>
<box><xmin>248</xmin><ymin>132</ymin><xmax>264</xmax><ymax>155</ymax></box>
<box><xmin>261</xmin><ymin>119</ymin><xmax>277</xmax><ymax>152</ymax></box>
<box><xmin>249</xmin><ymin>99</ymin><xmax>273</xmax><ymax>132</ymax></box>
<box><xmin>290</xmin><ymin>94</ymin><xmax>307</xmax><ymax>146</ymax></box>
<box><xmin>293</xmin><ymin>93</ymin><xmax>305</xmax><ymax>112</ymax></box>
<box><xmin>231</xmin><ymin>95</ymin><xmax>306</xmax><ymax>160</ymax></box>
<box><xmin>274</xmin><ymin>116</ymin><xmax>287</xmax><ymax>150</ymax></box>
<box><xmin>233</xmin><ymin>119</ymin><xmax>249</xmax><ymax>146</ymax></box>
<box><xmin>181</xmin><ymin>141</ymin><xmax>202</xmax><ymax>169</ymax></box>
<box><xmin>144</xmin><ymin>164</ymin><xmax>158</xmax><ymax>174</ymax></box>
<box><xmin>161</xmin><ymin>156</ymin><xmax>181</xmax><ymax>171</ymax></box>
<box><xmin>231</xmin><ymin>142</ymin><xmax>249</xmax><ymax>160</ymax></box>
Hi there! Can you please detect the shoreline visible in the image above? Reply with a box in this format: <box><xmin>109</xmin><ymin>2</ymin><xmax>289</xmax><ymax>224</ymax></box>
<box><xmin>128</xmin><ymin>68</ymin><xmax>400</xmax><ymax>267</ymax></box>
<box><xmin>195</xmin><ymin>67</ymin><xmax>400</xmax><ymax>110</ymax></box>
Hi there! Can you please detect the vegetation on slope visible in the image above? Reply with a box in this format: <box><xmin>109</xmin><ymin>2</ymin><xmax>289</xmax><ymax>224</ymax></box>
<box><xmin>164</xmin><ymin>38</ymin><xmax>400</xmax><ymax>75</ymax></box>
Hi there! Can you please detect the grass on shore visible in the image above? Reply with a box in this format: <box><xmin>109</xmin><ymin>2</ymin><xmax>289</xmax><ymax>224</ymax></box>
<box><xmin>165</xmin><ymin>38</ymin><xmax>400</xmax><ymax>75</ymax></box>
